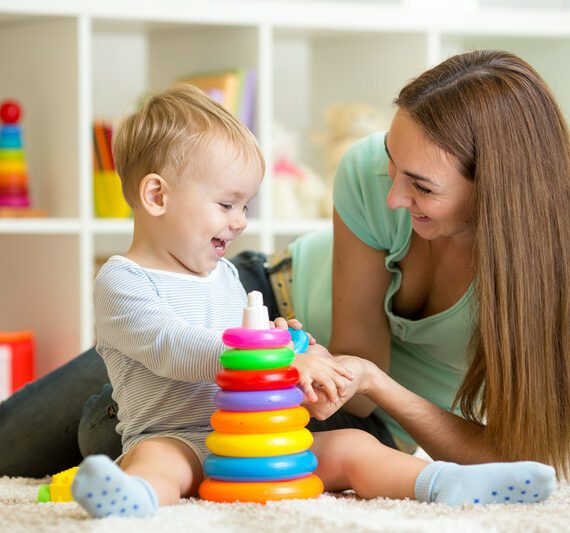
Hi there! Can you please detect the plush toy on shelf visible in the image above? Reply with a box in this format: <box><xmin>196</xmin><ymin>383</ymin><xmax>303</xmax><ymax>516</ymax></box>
<box><xmin>271</xmin><ymin>123</ymin><xmax>327</xmax><ymax>220</ymax></box>
<box><xmin>312</xmin><ymin>103</ymin><xmax>391</xmax><ymax>217</ymax></box>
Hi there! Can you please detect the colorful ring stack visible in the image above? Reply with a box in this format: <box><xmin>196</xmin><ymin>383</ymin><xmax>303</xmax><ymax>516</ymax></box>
<box><xmin>0</xmin><ymin>100</ymin><xmax>30</xmax><ymax>209</ymax></box>
<box><xmin>199</xmin><ymin>326</ymin><xmax>323</xmax><ymax>503</ymax></box>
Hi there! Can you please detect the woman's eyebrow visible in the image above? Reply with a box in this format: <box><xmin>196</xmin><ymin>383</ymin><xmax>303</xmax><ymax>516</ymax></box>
<box><xmin>404</xmin><ymin>170</ymin><xmax>437</xmax><ymax>186</ymax></box>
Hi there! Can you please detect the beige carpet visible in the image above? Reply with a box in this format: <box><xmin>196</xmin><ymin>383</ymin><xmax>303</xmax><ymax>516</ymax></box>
<box><xmin>2</xmin><ymin>476</ymin><xmax>570</xmax><ymax>532</ymax></box>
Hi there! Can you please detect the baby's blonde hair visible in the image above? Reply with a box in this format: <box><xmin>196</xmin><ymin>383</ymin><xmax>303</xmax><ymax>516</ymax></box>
<box><xmin>113</xmin><ymin>84</ymin><xmax>265</xmax><ymax>207</ymax></box>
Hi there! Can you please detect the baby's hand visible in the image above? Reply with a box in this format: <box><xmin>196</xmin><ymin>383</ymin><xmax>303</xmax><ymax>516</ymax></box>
<box><xmin>293</xmin><ymin>345</ymin><xmax>354</xmax><ymax>404</ymax></box>
<box><xmin>271</xmin><ymin>317</ymin><xmax>316</xmax><ymax>348</ymax></box>
<box><xmin>306</xmin><ymin>355</ymin><xmax>381</xmax><ymax>420</ymax></box>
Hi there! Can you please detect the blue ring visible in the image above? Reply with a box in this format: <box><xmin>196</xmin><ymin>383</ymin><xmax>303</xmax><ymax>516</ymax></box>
<box><xmin>214</xmin><ymin>387</ymin><xmax>303</xmax><ymax>411</ymax></box>
<box><xmin>203</xmin><ymin>451</ymin><xmax>318</xmax><ymax>482</ymax></box>
<box><xmin>288</xmin><ymin>328</ymin><xmax>309</xmax><ymax>354</ymax></box>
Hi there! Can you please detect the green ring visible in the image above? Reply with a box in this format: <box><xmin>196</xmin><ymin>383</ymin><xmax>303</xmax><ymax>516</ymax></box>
<box><xmin>220</xmin><ymin>347</ymin><xmax>294</xmax><ymax>370</ymax></box>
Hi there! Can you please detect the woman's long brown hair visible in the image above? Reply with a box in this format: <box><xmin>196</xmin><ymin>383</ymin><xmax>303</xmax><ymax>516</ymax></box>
<box><xmin>396</xmin><ymin>50</ymin><xmax>570</xmax><ymax>476</ymax></box>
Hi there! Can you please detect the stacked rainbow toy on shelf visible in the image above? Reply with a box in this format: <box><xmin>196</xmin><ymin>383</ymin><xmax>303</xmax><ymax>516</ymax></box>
<box><xmin>199</xmin><ymin>291</ymin><xmax>323</xmax><ymax>503</ymax></box>
<box><xmin>0</xmin><ymin>100</ymin><xmax>30</xmax><ymax>209</ymax></box>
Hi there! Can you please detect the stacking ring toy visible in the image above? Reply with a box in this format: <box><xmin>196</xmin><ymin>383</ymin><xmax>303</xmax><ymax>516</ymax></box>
<box><xmin>216</xmin><ymin>367</ymin><xmax>300</xmax><ymax>391</ymax></box>
<box><xmin>211</xmin><ymin>406</ymin><xmax>310</xmax><ymax>433</ymax></box>
<box><xmin>203</xmin><ymin>451</ymin><xmax>318</xmax><ymax>482</ymax></box>
<box><xmin>214</xmin><ymin>387</ymin><xmax>303</xmax><ymax>411</ymax></box>
<box><xmin>220</xmin><ymin>347</ymin><xmax>294</xmax><ymax>370</ymax></box>
<box><xmin>222</xmin><ymin>327</ymin><xmax>291</xmax><ymax>349</ymax></box>
<box><xmin>199</xmin><ymin>474</ymin><xmax>323</xmax><ymax>503</ymax></box>
<box><xmin>289</xmin><ymin>328</ymin><xmax>309</xmax><ymax>354</ymax></box>
<box><xmin>206</xmin><ymin>428</ymin><xmax>313</xmax><ymax>457</ymax></box>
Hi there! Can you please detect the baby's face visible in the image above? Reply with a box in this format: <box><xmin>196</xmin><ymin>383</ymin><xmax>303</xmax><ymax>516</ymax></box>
<box><xmin>160</xmin><ymin>138</ymin><xmax>263</xmax><ymax>276</ymax></box>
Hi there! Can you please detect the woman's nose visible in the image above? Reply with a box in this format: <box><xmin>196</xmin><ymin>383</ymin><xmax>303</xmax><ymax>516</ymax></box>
<box><xmin>386</xmin><ymin>175</ymin><xmax>413</xmax><ymax>210</ymax></box>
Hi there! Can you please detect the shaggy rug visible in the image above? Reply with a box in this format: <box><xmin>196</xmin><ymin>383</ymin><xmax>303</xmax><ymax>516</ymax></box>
<box><xmin>1</xmin><ymin>475</ymin><xmax>570</xmax><ymax>532</ymax></box>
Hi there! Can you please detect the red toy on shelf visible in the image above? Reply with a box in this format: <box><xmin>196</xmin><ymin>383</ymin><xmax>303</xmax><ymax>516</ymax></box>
<box><xmin>0</xmin><ymin>330</ymin><xmax>35</xmax><ymax>401</ymax></box>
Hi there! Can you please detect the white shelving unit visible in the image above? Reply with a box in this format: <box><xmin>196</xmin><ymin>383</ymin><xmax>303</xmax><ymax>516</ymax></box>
<box><xmin>1</xmin><ymin>0</ymin><xmax>570</xmax><ymax>376</ymax></box>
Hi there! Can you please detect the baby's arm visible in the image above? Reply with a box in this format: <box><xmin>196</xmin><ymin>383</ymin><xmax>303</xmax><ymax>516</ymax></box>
<box><xmin>94</xmin><ymin>263</ymin><xmax>231</xmax><ymax>383</ymax></box>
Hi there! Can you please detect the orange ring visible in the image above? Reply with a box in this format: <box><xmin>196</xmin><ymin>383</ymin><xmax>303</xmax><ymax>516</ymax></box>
<box><xmin>211</xmin><ymin>407</ymin><xmax>310</xmax><ymax>434</ymax></box>
<box><xmin>199</xmin><ymin>474</ymin><xmax>323</xmax><ymax>503</ymax></box>
<box><xmin>0</xmin><ymin>173</ymin><xmax>27</xmax><ymax>187</ymax></box>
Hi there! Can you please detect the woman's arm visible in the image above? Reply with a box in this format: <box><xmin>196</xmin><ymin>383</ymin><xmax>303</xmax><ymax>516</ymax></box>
<box><xmin>329</xmin><ymin>209</ymin><xmax>392</xmax><ymax>371</ymax></box>
<box><xmin>365</xmin><ymin>367</ymin><xmax>504</xmax><ymax>464</ymax></box>
<box><xmin>328</xmin><ymin>209</ymin><xmax>392</xmax><ymax>416</ymax></box>
<box><xmin>309</xmin><ymin>355</ymin><xmax>503</xmax><ymax>464</ymax></box>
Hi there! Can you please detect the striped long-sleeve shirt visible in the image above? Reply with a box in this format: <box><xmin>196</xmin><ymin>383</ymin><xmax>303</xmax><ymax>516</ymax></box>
<box><xmin>94</xmin><ymin>255</ymin><xmax>246</xmax><ymax>449</ymax></box>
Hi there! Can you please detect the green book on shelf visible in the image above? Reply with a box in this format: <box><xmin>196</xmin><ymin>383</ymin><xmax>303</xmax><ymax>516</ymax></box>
<box><xmin>179</xmin><ymin>69</ymin><xmax>242</xmax><ymax>115</ymax></box>
<box><xmin>178</xmin><ymin>68</ymin><xmax>256</xmax><ymax>131</ymax></box>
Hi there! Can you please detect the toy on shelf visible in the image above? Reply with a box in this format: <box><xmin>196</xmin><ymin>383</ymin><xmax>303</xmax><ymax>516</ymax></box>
<box><xmin>271</xmin><ymin>123</ymin><xmax>327</xmax><ymax>220</ymax></box>
<box><xmin>0</xmin><ymin>100</ymin><xmax>31</xmax><ymax>210</ymax></box>
<box><xmin>311</xmin><ymin>103</ymin><xmax>391</xmax><ymax>217</ymax></box>
<box><xmin>37</xmin><ymin>466</ymin><xmax>78</xmax><ymax>503</ymax></box>
<box><xmin>0</xmin><ymin>331</ymin><xmax>35</xmax><ymax>401</ymax></box>
<box><xmin>92</xmin><ymin>120</ymin><xmax>131</xmax><ymax>218</ymax></box>
<box><xmin>199</xmin><ymin>291</ymin><xmax>323</xmax><ymax>503</ymax></box>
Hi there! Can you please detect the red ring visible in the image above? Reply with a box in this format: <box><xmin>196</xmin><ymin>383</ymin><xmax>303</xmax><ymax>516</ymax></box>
<box><xmin>216</xmin><ymin>367</ymin><xmax>299</xmax><ymax>391</ymax></box>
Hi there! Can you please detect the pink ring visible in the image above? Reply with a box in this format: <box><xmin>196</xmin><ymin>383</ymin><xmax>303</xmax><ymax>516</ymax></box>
<box><xmin>222</xmin><ymin>328</ymin><xmax>291</xmax><ymax>349</ymax></box>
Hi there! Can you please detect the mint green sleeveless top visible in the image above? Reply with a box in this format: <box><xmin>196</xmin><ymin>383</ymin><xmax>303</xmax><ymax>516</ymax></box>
<box><xmin>290</xmin><ymin>132</ymin><xmax>475</xmax><ymax>448</ymax></box>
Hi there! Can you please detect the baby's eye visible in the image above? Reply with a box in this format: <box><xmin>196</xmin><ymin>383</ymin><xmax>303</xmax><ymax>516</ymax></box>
<box><xmin>243</xmin><ymin>205</ymin><xmax>249</xmax><ymax>213</ymax></box>
<box><xmin>413</xmin><ymin>182</ymin><xmax>432</xmax><ymax>195</ymax></box>
<box><xmin>219</xmin><ymin>203</ymin><xmax>232</xmax><ymax>211</ymax></box>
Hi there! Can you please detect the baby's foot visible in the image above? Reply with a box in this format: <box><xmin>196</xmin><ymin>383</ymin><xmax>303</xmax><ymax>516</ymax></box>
<box><xmin>415</xmin><ymin>460</ymin><xmax>555</xmax><ymax>506</ymax></box>
<box><xmin>71</xmin><ymin>455</ymin><xmax>158</xmax><ymax>518</ymax></box>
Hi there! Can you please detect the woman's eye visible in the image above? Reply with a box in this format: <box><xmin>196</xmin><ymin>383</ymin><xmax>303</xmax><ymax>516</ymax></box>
<box><xmin>219</xmin><ymin>203</ymin><xmax>232</xmax><ymax>211</ymax></box>
<box><xmin>413</xmin><ymin>182</ymin><xmax>432</xmax><ymax>195</ymax></box>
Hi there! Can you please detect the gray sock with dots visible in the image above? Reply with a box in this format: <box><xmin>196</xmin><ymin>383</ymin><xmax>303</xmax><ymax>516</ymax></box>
<box><xmin>415</xmin><ymin>460</ymin><xmax>555</xmax><ymax>506</ymax></box>
<box><xmin>71</xmin><ymin>455</ymin><xmax>158</xmax><ymax>518</ymax></box>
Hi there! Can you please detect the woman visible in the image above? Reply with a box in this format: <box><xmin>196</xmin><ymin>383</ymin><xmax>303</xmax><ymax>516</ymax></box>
<box><xmin>2</xmin><ymin>49</ymin><xmax>569</xmax><ymax>479</ymax></box>
<box><xmin>313</xmin><ymin>48</ymin><xmax>570</xmax><ymax>473</ymax></box>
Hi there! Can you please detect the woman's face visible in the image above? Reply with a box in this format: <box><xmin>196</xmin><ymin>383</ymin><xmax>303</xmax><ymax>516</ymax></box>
<box><xmin>385</xmin><ymin>110</ymin><xmax>474</xmax><ymax>243</ymax></box>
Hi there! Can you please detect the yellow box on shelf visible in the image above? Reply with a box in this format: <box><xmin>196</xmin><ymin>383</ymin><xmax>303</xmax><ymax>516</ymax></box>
<box><xmin>93</xmin><ymin>170</ymin><xmax>131</xmax><ymax>218</ymax></box>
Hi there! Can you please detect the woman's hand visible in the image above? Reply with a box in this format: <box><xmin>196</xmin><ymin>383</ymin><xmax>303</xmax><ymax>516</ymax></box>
<box><xmin>292</xmin><ymin>344</ymin><xmax>354</xmax><ymax>404</ymax></box>
<box><xmin>305</xmin><ymin>355</ymin><xmax>382</xmax><ymax>420</ymax></box>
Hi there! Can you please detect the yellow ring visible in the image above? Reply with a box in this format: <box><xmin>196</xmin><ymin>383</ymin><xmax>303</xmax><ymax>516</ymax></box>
<box><xmin>206</xmin><ymin>429</ymin><xmax>313</xmax><ymax>457</ymax></box>
<box><xmin>199</xmin><ymin>474</ymin><xmax>323</xmax><ymax>503</ymax></box>
<box><xmin>211</xmin><ymin>407</ymin><xmax>310</xmax><ymax>434</ymax></box>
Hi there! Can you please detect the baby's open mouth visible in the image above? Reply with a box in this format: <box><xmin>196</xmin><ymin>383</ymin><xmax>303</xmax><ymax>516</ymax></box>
<box><xmin>211</xmin><ymin>238</ymin><xmax>226</xmax><ymax>251</ymax></box>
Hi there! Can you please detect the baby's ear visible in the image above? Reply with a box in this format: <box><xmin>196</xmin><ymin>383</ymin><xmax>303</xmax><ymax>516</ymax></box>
<box><xmin>139</xmin><ymin>173</ymin><xmax>167</xmax><ymax>215</ymax></box>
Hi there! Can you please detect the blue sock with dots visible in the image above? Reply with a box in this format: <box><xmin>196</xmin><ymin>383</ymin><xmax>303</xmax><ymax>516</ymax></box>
<box><xmin>415</xmin><ymin>460</ymin><xmax>555</xmax><ymax>506</ymax></box>
<box><xmin>71</xmin><ymin>455</ymin><xmax>158</xmax><ymax>518</ymax></box>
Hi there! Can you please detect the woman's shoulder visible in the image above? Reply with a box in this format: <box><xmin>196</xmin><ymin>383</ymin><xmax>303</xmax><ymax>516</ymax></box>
<box><xmin>346</xmin><ymin>131</ymin><xmax>390</xmax><ymax>174</ymax></box>
<box><xmin>333</xmin><ymin>132</ymin><xmax>409</xmax><ymax>252</ymax></box>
